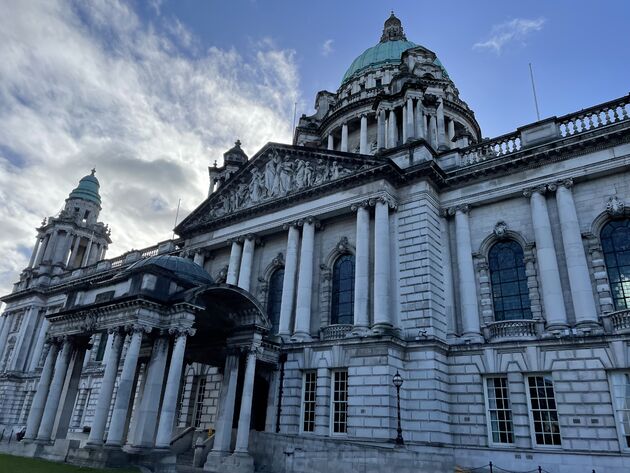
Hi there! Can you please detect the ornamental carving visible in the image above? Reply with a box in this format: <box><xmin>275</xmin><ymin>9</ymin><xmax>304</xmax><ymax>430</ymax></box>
<box><xmin>493</xmin><ymin>221</ymin><xmax>508</xmax><ymax>239</ymax></box>
<box><xmin>606</xmin><ymin>196</ymin><xmax>625</xmax><ymax>216</ymax></box>
<box><xmin>196</xmin><ymin>149</ymin><xmax>371</xmax><ymax>223</ymax></box>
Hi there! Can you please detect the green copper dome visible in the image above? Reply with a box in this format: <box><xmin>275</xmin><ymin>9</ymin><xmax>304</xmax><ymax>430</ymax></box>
<box><xmin>341</xmin><ymin>13</ymin><xmax>450</xmax><ymax>84</ymax></box>
<box><xmin>68</xmin><ymin>169</ymin><xmax>101</xmax><ymax>205</ymax></box>
<box><xmin>342</xmin><ymin>40</ymin><xmax>418</xmax><ymax>84</ymax></box>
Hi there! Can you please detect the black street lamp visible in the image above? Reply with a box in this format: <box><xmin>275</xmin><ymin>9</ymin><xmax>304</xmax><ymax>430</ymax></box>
<box><xmin>393</xmin><ymin>370</ymin><xmax>404</xmax><ymax>446</ymax></box>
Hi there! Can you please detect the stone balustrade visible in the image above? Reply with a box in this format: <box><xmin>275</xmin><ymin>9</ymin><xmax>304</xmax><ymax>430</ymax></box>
<box><xmin>484</xmin><ymin>319</ymin><xmax>538</xmax><ymax>341</ymax></box>
<box><xmin>601</xmin><ymin>309</ymin><xmax>630</xmax><ymax>334</ymax></box>
<box><xmin>461</xmin><ymin>131</ymin><xmax>522</xmax><ymax>165</ymax></box>
<box><xmin>459</xmin><ymin>93</ymin><xmax>630</xmax><ymax>168</ymax></box>
<box><xmin>559</xmin><ymin>96</ymin><xmax>629</xmax><ymax>137</ymax></box>
<box><xmin>320</xmin><ymin>324</ymin><xmax>354</xmax><ymax>341</ymax></box>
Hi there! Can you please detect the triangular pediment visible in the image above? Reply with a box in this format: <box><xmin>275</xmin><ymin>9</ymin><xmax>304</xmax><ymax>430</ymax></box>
<box><xmin>177</xmin><ymin>143</ymin><xmax>388</xmax><ymax>235</ymax></box>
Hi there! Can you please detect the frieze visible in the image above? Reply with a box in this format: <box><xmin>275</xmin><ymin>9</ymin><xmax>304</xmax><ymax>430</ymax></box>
<box><xmin>180</xmin><ymin>146</ymin><xmax>381</xmax><ymax>233</ymax></box>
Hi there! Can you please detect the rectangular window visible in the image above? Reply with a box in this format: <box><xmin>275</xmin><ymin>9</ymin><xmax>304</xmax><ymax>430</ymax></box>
<box><xmin>301</xmin><ymin>371</ymin><xmax>317</xmax><ymax>433</ymax></box>
<box><xmin>611</xmin><ymin>372</ymin><xmax>630</xmax><ymax>449</ymax></box>
<box><xmin>485</xmin><ymin>377</ymin><xmax>514</xmax><ymax>444</ymax></box>
<box><xmin>527</xmin><ymin>376</ymin><xmax>561</xmax><ymax>446</ymax></box>
<box><xmin>331</xmin><ymin>370</ymin><xmax>348</xmax><ymax>434</ymax></box>
<box><xmin>193</xmin><ymin>376</ymin><xmax>207</xmax><ymax>428</ymax></box>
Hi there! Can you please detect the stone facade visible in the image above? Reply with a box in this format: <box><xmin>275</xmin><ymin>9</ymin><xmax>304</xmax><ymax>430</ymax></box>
<box><xmin>0</xmin><ymin>13</ymin><xmax>630</xmax><ymax>473</ymax></box>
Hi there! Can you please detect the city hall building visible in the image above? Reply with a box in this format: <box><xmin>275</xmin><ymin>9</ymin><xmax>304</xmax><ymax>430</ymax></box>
<box><xmin>0</xmin><ymin>14</ymin><xmax>629</xmax><ymax>473</ymax></box>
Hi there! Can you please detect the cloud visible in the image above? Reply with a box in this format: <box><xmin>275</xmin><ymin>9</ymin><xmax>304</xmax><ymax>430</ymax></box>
<box><xmin>474</xmin><ymin>18</ymin><xmax>546</xmax><ymax>54</ymax></box>
<box><xmin>321</xmin><ymin>39</ymin><xmax>334</xmax><ymax>57</ymax></box>
<box><xmin>0</xmin><ymin>0</ymin><xmax>301</xmax><ymax>298</ymax></box>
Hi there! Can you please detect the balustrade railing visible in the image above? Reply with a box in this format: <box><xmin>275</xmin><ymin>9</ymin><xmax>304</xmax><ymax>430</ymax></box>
<box><xmin>459</xmin><ymin>94</ymin><xmax>630</xmax><ymax>168</ymax></box>
<box><xmin>558</xmin><ymin>96</ymin><xmax>629</xmax><ymax>138</ymax></box>
<box><xmin>461</xmin><ymin>132</ymin><xmax>521</xmax><ymax>166</ymax></box>
<box><xmin>608</xmin><ymin>309</ymin><xmax>630</xmax><ymax>333</ymax></box>
<box><xmin>321</xmin><ymin>324</ymin><xmax>354</xmax><ymax>341</ymax></box>
<box><xmin>486</xmin><ymin>319</ymin><xmax>538</xmax><ymax>340</ymax></box>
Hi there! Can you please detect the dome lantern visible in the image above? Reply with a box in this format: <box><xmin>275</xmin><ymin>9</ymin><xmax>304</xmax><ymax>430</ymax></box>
<box><xmin>380</xmin><ymin>11</ymin><xmax>407</xmax><ymax>43</ymax></box>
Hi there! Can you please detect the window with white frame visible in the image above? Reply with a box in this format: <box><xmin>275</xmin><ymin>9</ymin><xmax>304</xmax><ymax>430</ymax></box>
<box><xmin>610</xmin><ymin>372</ymin><xmax>630</xmax><ymax>449</ymax></box>
<box><xmin>485</xmin><ymin>377</ymin><xmax>514</xmax><ymax>444</ymax></box>
<box><xmin>331</xmin><ymin>370</ymin><xmax>348</xmax><ymax>434</ymax></box>
<box><xmin>301</xmin><ymin>371</ymin><xmax>317</xmax><ymax>432</ymax></box>
<box><xmin>193</xmin><ymin>376</ymin><xmax>207</xmax><ymax>428</ymax></box>
<box><xmin>527</xmin><ymin>376</ymin><xmax>561</xmax><ymax>446</ymax></box>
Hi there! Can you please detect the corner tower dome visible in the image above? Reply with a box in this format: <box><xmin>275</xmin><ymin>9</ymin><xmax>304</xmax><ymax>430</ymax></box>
<box><xmin>341</xmin><ymin>12</ymin><xmax>447</xmax><ymax>84</ymax></box>
<box><xmin>68</xmin><ymin>168</ymin><xmax>101</xmax><ymax>205</ymax></box>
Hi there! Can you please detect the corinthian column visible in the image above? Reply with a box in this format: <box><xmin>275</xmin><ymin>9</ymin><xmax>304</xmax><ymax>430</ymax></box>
<box><xmin>234</xmin><ymin>346</ymin><xmax>258</xmax><ymax>454</ymax></box>
<box><xmin>238</xmin><ymin>235</ymin><xmax>256</xmax><ymax>291</ymax></box>
<box><xmin>377</xmin><ymin>109</ymin><xmax>386</xmax><ymax>150</ymax></box>
<box><xmin>37</xmin><ymin>338</ymin><xmax>73</xmax><ymax>441</ymax></box>
<box><xmin>105</xmin><ymin>327</ymin><xmax>144</xmax><ymax>447</ymax></box>
<box><xmin>87</xmin><ymin>329</ymin><xmax>123</xmax><ymax>445</ymax></box>
<box><xmin>226</xmin><ymin>239</ymin><xmax>243</xmax><ymax>285</ymax></box>
<box><xmin>352</xmin><ymin>202</ymin><xmax>370</xmax><ymax>333</ymax></box>
<box><xmin>372</xmin><ymin>197</ymin><xmax>395</xmax><ymax>332</ymax></box>
<box><xmin>526</xmin><ymin>186</ymin><xmax>569</xmax><ymax>330</ymax></box>
<box><xmin>406</xmin><ymin>97</ymin><xmax>415</xmax><ymax>141</ymax></box>
<box><xmin>211</xmin><ymin>351</ymin><xmax>240</xmax><ymax>455</ymax></box>
<box><xmin>415</xmin><ymin>99</ymin><xmax>425</xmax><ymax>139</ymax></box>
<box><xmin>155</xmin><ymin>328</ymin><xmax>194</xmax><ymax>448</ymax></box>
<box><xmin>436</xmin><ymin>99</ymin><xmax>447</xmax><ymax>150</ymax></box>
<box><xmin>450</xmin><ymin>205</ymin><xmax>481</xmax><ymax>338</ymax></box>
<box><xmin>292</xmin><ymin>218</ymin><xmax>318</xmax><ymax>341</ymax></box>
<box><xmin>278</xmin><ymin>223</ymin><xmax>300</xmax><ymax>338</ymax></box>
<box><xmin>327</xmin><ymin>134</ymin><xmax>334</xmax><ymax>150</ymax></box>
<box><xmin>28</xmin><ymin>236</ymin><xmax>41</xmax><ymax>268</ymax></box>
<box><xmin>340</xmin><ymin>123</ymin><xmax>348</xmax><ymax>152</ymax></box>
<box><xmin>388</xmin><ymin>109</ymin><xmax>397</xmax><ymax>148</ymax></box>
<box><xmin>402</xmin><ymin>105</ymin><xmax>408</xmax><ymax>143</ymax></box>
<box><xmin>554</xmin><ymin>180</ymin><xmax>599</xmax><ymax>327</ymax></box>
<box><xmin>359</xmin><ymin>115</ymin><xmax>368</xmax><ymax>154</ymax></box>
<box><xmin>24</xmin><ymin>340</ymin><xmax>60</xmax><ymax>440</ymax></box>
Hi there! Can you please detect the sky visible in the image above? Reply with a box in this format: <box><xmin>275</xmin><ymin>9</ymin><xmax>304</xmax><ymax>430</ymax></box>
<box><xmin>0</xmin><ymin>0</ymin><xmax>628</xmax><ymax>298</ymax></box>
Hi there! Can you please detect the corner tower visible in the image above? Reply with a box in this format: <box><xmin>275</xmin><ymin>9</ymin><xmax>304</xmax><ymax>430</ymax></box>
<box><xmin>23</xmin><ymin>170</ymin><xmax>112</xmax><ymax>281</ymax></box>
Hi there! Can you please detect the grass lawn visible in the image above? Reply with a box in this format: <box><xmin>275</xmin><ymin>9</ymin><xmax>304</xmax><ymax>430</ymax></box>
<box><xmin>0</xmin><ymin>453</ymin><xmax>139</xmax><ymax>473</ymax></box>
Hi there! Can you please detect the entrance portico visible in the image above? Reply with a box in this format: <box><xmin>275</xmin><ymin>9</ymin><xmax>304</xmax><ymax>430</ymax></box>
<box><xmin>18</xmin><ymin>256</ymin><xmax>276</xmax><ymax>473</ymax></box>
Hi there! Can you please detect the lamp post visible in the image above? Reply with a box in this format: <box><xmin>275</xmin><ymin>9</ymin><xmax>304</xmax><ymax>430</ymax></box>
<box><xmin>393</xmin><ymin>370</ymin><xmax>404</xmax><ymax>446</ymax></box>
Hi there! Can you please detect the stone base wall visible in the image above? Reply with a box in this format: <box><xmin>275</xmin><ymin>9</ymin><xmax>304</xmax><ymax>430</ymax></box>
<box><xmin>249</xmin><ymin>431</ymin><xmax>455</xmax><ymax>473</ymax></box>
<box><xmin>250</xmin><ymin>431</ymin><xmax>630</xmax><ymax>473</ymax></box>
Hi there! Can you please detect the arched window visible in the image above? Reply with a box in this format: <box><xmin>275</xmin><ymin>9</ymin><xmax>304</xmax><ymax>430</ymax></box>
<box><xmin>267</xmin><ymin>269</ymin><xmax>284</xmax><ymax>334</ymax></box>
<box><xmin>601</xmin><ymin>219</ymin><xmax>630</xmax><ymax>310</ymax></box>
<box><xmin>331</xmin><ymin>254</ymin><xmax>355</xmax><ymax>325</ymax></box>
<box><xmin>488</xmin><ymin>241</ymin><xmax>531</xmax><ymax>321</ymax></box>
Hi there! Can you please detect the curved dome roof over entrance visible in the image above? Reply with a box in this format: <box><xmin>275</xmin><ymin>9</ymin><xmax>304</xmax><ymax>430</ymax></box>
<box><xmin>341</xmin><ymin>12</ymin><xmax>448</xmax><ymax>84</ymax></box>
<box><xmin>127</xmin><ymin>254</ymin><xmax>214</xmax><ymax>285</ymax></box>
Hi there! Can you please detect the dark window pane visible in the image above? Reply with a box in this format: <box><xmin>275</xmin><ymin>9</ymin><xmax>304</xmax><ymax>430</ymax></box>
<box><xmin>488</xmin><ymin>241</ymin><xmax>531</xmax><ymax>321</ymax></box>
<box><xmin>331</xmin><ymin>254</ymin><xmax>355</xmax><ymax>325</ymax></box>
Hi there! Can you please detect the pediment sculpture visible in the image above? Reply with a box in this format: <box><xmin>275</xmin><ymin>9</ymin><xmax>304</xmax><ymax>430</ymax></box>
<box><xmin>203</xmin><ymin>149</ymin><xmax>373</xmax><ymax>221</ymax></box>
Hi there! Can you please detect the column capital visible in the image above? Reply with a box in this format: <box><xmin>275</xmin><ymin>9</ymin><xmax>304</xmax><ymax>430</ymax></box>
<box><xmin>297</xmin><ymin>216</ymin><xmax>321</xmax><ymax>229</ymax></box>
<box><xmin>107</xmin><ymin>326</ymin><xmax>123</xmax><ymax>335</ymax></box>
<box><xmin>240</xmin><ymin>344</ymin><xmax>263</xmax><ymax>357</ymax></box>
<box><xmin>523</xmin><ymin>184</ymin><xmax>548</xmax><ymax>198</ymax></box>
<box><xmin>282</xmin><ymin>220</ymin><xmax>300</xmax><ymax>230</ymax></box>
<box><xmin>368</xmin><ymin>193</ymin><xmax>398</xmax><ymax>211</ymax></box>
<box><xmin>447</xmin><ymin>203</ymin><xmax>471</xmax><ymax>216</ymax></box>
<box><xmin>557</xmin><ymin>178</ymin><xmax>574</xmax><ymax>189</ymax></box>
<box><xmin>350</xmin><ymin>200</ymin><xmax>370</xmax><ymax>212</ymax></box>
<box><xmin>124</xmin><ymin>323</ymin><xmax>152</xmax><ymax>335</ymax></box>
<box><xmin>168</xmin><ymin>326</ymin><xmax>196</xmax><ymax>338</ymax></box>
